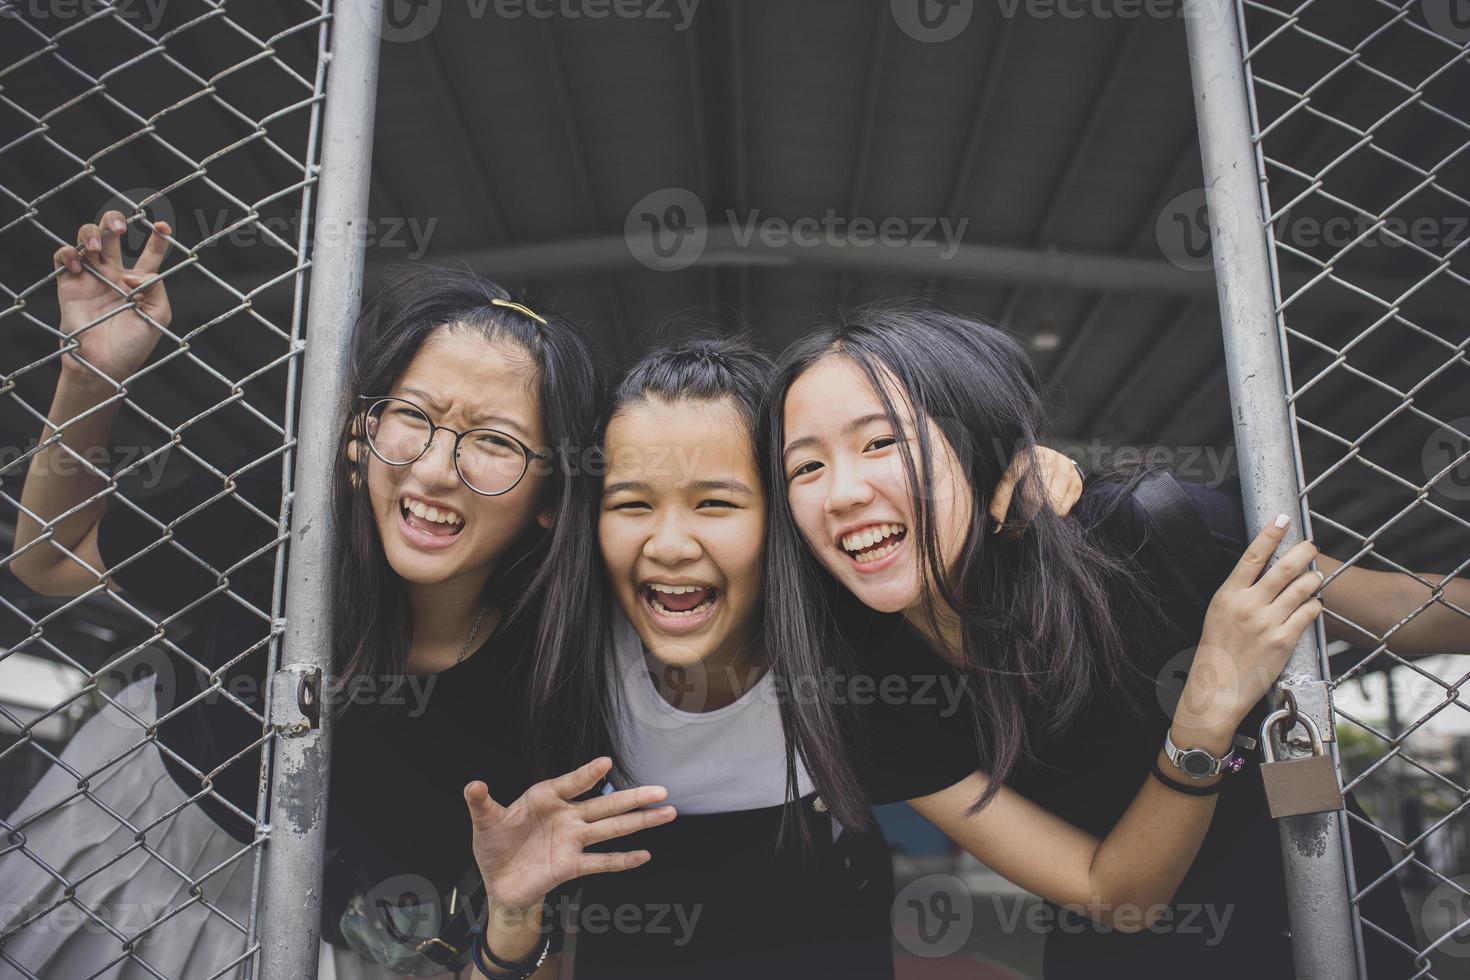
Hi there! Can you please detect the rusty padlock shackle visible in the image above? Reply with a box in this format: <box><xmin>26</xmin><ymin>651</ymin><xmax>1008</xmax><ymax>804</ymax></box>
<box><xmin>1259</xmin><ymin>704</ymin><xmax>1326</xmax><ymax>762</ymax></box>
<box><xmin>1274</xmin><ymin>688</ymin><xmax>1300</xmax><ymax>740</ymax></box>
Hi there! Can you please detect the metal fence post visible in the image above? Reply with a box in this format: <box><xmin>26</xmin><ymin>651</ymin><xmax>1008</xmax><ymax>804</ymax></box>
<box><xmin>1182</xmin><ymin>1</ymin><xmax>1364</xmax><ymax>977</ymax></box>
<box><xmin>258</xmin><ymin>1</ymin><xmax>382</xmax><ymax>976</ymax></box>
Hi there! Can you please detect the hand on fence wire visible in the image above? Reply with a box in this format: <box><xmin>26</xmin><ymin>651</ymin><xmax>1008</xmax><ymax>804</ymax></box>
<box><xmin>52</xmin><ymin>211</ymin><xmax>172</xmax><ymax>385</ymax></box>
<box><xmin>464</xmin><ymin>757</ymin><xmax>675</xmax><ymax>913</ymax></box>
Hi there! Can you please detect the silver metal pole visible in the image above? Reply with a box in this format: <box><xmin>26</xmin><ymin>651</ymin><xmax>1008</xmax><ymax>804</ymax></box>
<box><xmin>1182</xmin><ymin>1</ymin><xmax>1363</xmax><ymax>977</ymax></box>
<box><xmin>258</xmin><ymin>0</ymin><xmax>381</xmax><ymax>976</ymax></box>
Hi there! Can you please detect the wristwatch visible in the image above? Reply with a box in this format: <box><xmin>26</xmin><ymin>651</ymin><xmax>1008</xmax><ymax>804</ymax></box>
<box><xmin>1164</xmin><ymin>729</ymin><xmax>1244</xmax><ymax>779</ymax></box>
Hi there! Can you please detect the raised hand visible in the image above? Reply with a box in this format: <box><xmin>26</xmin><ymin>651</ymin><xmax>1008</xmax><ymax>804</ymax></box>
<box><xmin>51</xmin><ymin>211</ymin><xmax>172</xmax><ymax>385</ymax></box>
<box><xmin>465</xmin><ymin>757</ymin><xmax>675</xmax><ymax>913</ymax></box>
<box><xmin>1175</xmin><ymin>515</ymin><xmax>1324</xmax><ymax>736</ymax></box>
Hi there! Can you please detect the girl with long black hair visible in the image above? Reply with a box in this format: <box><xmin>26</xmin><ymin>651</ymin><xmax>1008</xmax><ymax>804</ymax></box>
<box><xmin>3</xmin><ymin>212</ymin><xmax>667</xmax><ymax>979</ymax></box>
<box><xmin>507</xmin><ymin>334</ymin><xmax>1080</xmax><ymax>979</ymax></box>
<box><xmin>764</xmin><ymin>303</ymin><xmax>1455</xmax><ymax>977</ymax></box>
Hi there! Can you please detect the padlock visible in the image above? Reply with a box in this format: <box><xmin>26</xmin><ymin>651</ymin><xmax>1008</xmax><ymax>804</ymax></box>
<box><xmin>1258</xmin><ymin>707</ymin><xmax>1344</xmax><ymax>819</ymax></box>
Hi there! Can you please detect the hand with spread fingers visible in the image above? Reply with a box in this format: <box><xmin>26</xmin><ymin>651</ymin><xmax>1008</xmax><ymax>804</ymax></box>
<box><xmin>465</xmin><ymin>757</ymin><xmax>674</xmax><ymax>914</ymax></box>
<box><xmin>52</xmin><ymin>210</ymin><xmax>173</xmax><ymax>386</ymax></box>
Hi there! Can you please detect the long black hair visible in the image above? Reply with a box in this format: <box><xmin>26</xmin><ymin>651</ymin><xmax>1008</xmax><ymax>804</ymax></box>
<box><xmin>332</xmin><ymin>266</ymin><xmax>605</xmax><ymax>766</ymax></box>
<box><xmin>760</xmin><ymin>302</ymin><xmax>1148</xmax><ymax>830</ymax></box>
<box><xmin>546</xmin><ymin>332</ymin><xmax>776</xmax><ymax>779</ymax></box>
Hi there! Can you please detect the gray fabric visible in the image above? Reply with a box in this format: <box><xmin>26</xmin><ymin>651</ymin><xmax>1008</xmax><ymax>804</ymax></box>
<box><xmin>606</xmin><ymin>609</ymin><xmax>815</xmax><ymax>814</ymax></box>
<box><xmin>0</xmin><ymin>679</ymin><xmax>447</xmax><ymax>980</ymax></box>
<box><xmin>1</xmin><ymin>679</ymin><xmax>256</xmax><ymax>980</ymax></box>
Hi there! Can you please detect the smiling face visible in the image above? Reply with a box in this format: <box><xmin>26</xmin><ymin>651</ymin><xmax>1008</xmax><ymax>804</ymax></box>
<box><xmin>598</xmin><ymin>396</ymin><xmax>765</xmax><ymax>674</ymax></box>
<box><xmin>781</xmin><ymin>354</ymin><xmax>973</xmax><ymax>615</ymax></box>
<box><xmin>364</xmin><ymin>326</ymin><xmax>552</xmax><ymax>590</ymax></box>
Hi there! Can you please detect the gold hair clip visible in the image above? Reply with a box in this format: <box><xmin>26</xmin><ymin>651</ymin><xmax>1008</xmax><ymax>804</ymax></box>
<box><xmin>490</xmin><ymin>297</ymin><xmax>547</xmax><ymax>325</ymax></box>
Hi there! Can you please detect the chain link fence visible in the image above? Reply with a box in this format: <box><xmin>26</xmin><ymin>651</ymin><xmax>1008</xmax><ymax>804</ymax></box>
<box><xmin>0</xmin><ymin>1</ymin><xmax>334</xmax><ymax>976</ymax></box>
<box><xmin>1196</xmin><ymin>0</ymin><xmax>1470</xmax><ymax>975</ymax></box>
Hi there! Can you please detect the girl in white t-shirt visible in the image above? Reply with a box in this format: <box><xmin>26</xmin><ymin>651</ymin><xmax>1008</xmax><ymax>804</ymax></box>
<box><xmin>553</xmin><ymin>334</ymin><xmax>1079</xmax><ymax>980</ymax></box>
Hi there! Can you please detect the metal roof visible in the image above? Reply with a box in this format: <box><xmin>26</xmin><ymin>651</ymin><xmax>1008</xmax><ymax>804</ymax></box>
<box><xmin>1</xmin><ymin>0</ymin><xmax>1466</xmax><ymax>670</ymax></box>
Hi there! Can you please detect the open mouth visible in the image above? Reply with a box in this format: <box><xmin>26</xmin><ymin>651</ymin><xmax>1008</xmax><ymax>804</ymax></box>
<box><xmin>839</xmin><ymin>522</ymin><xmax>908</xmax><ymax>564</ymax></box>
<box><xmin>399</xmin><ymin>494</ymin><xmax>465</xmax><ymax>538</ymax></box>
<box><xmin>642</xmin><ymin>583</ymin><xmax>719</xmax><ymax>621</ymax></box>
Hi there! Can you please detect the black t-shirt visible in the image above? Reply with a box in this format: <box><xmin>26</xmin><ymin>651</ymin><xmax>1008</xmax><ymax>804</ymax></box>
<box><xmin>574</xmin><ymin>799</ymin><xmax>894</xmax><ymax>980</ymax></box>
<box><xmin>843</xmin><ymin>473</ymin><xmax>1415</xmax><ymax>978</ymax></box>
<box><xmin>96</xmin><ymin>458</ymin><xmax>538</xmax><ymax>943</ymax></box>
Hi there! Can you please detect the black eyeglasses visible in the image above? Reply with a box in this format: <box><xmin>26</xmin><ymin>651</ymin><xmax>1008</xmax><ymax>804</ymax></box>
<box><xmin>358</xmin><ymin>396</ymin><xmax>549</xmax><ymax>496</ymax></box>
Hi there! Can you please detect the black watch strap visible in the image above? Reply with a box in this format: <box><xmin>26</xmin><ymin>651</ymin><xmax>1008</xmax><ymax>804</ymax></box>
<box><xmin>1151</xmin><ymin>760</ymin><xmax>1223</xmax><ymax>796</ymax></box>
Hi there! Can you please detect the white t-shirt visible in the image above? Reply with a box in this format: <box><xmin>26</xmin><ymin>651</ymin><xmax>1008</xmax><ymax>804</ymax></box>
<box><xmin>604</xmin><ymin>610</ymin><xmax>815</xmax><ymax>815</ymax></box>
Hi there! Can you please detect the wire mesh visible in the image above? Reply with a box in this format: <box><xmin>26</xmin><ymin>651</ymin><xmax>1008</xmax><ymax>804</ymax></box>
<box><xmin>1236</xmin><ymin>0</ymin><xmax>1470</xmax><ymax>975</ymax></box>
<box><xmin>0</xmin><ymin>1</ymin><xmax>331</xmax><ymax>977</ymax></box>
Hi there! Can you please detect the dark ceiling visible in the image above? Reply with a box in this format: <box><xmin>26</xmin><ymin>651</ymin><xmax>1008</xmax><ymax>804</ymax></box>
<box><xmin>0</xmin><ymin>0</ymin><xmax>1466</xmax><ymax>673</ymax></box>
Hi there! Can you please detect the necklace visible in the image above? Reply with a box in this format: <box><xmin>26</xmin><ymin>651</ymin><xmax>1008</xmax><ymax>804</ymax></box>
<box><xmin>457</xmin><ymin>602</ymin><xmax>489</xmax><ymax>665</ymax></box>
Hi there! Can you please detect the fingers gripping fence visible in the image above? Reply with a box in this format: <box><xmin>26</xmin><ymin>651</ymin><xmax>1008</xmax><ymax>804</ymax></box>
<box><xmin>0</xmin><ymin>1</ymin><xmax>380</xmax><ymax>977</ymax></box>
<box><xmin>1187</xmin><ymin>0</ymin><xmax>1470</xmax><ymax>977</ymax></box>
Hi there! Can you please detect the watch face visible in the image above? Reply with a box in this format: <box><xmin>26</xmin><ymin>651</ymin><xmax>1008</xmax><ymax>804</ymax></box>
<box><xmin>1179</xmin><ymin>750</ymin><xmax>1215</xmax><ymax>778</ymax></box>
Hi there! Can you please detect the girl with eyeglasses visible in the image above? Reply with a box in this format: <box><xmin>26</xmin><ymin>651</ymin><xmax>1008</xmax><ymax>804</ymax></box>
<box><xmin>3</xmin><ymin>213</ymin><xmax>665</xmax><ymax>980</ymax></box>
